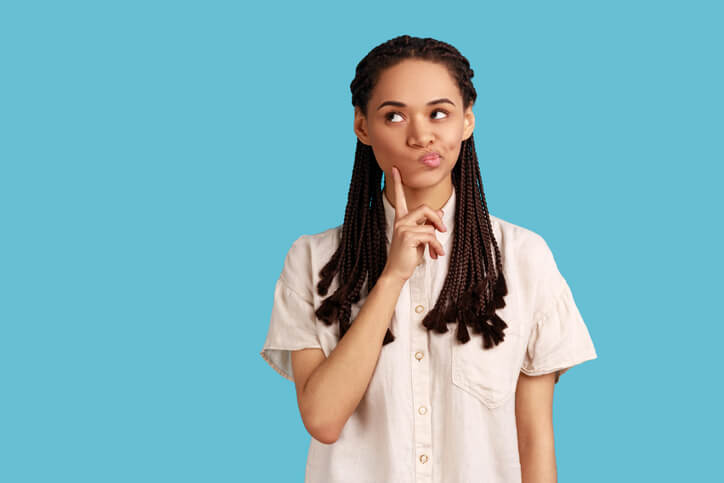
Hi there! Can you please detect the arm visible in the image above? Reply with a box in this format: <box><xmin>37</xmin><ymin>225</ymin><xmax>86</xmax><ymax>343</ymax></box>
<box><xmin>292</xmin><ymin>273</ymin><xmax>405</xmax><ymax>444</ymax></box>
<box><xmin>516</xmin><ymin>371</ymin><xmax>558</xmax><ymax>483</ymax></box>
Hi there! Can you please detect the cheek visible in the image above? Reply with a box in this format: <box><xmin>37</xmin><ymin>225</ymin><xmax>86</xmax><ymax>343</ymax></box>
<box><xmin>368</xmin><ymin>127</ymin><xmax>398</xmax><ymax>151</ymax></box>
<box><xmin>370</xmin><ymin>145</ymin><xmax>393</xmax><ymax>173</ymax></box>
<box><xmin>442</xmin><ymin>126</ymin><xmax>465</xmax><ymax>155</ymax></box>
<box><xmin>444</xmin><ymin>139</ymin><xmax>462</xmax><ymax>159</ymax></box>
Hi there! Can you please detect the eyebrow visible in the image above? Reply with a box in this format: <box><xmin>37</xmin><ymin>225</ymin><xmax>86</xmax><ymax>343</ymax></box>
<box><xmin>376</xmin><ymin>98</ymin><xmax>456</xmax><ymax>111</ymax></box>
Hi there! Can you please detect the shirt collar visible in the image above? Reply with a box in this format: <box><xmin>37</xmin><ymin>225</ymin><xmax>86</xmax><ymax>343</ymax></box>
<box><xmin>381</xmin><ymin>185</ymin><xmax>457</xmax><ymax>249</ymax></box>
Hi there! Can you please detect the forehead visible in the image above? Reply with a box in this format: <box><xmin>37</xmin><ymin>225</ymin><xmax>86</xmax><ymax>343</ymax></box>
<box><xmin>371</xmin><ymin>59</ymin><xmax>461</xmax><ymax>105</ymax></box>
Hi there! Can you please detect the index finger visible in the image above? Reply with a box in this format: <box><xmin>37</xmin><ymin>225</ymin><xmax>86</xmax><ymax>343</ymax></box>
<box><xmin>391</xmin><ymin>166</ymin><xmax>408</xmax><ymax>218</ymax></box>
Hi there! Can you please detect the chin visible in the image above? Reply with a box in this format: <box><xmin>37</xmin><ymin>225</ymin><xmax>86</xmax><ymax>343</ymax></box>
<box><xmin>402</xmin><ymin>167</ymin><xmax>450</xmax><ymax>186</ymax></box>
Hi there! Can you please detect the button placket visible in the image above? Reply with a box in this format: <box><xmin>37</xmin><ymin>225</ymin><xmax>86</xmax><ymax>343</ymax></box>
<box><xmin>409</xmin><ymin>262</ymin><xmax>432</xmax><ymax>482</ymax></box>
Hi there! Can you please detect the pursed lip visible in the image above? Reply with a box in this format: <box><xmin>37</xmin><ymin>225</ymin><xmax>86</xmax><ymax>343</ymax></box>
<box><xmin>418</xmin><ymin>151</ymin><xmax>441</xmax><ymax>162</ymax></box>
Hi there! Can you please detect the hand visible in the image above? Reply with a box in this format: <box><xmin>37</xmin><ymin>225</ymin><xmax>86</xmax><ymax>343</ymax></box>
<box><xmin>382</xmin><ymin>166</ymin><xmax>447</xmax><ymax>283</ymax></box>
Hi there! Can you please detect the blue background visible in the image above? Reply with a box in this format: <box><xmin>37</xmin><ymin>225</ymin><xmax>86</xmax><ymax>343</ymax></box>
<box><xmin>1</xmin><ymin>0</ymin><xmax>722</xmax><ymax>481</ymax></box>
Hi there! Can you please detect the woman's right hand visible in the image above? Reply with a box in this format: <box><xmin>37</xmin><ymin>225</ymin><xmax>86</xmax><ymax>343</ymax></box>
<box><xmin>382</xmin><ymin>166</ymin><xmax>447</xmax><ymax>283</ymax></box>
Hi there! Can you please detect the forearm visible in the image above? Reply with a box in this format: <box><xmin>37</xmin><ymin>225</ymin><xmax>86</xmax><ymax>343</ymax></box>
<box><xmin>303</xmin><ymin>272</ymin><xmax>405</xmax><ymax>441</ymax></box>
<box><xmin>518</xmin><ymin>433</ymin><xmax>557</xmax><ymax>483</ymax></box>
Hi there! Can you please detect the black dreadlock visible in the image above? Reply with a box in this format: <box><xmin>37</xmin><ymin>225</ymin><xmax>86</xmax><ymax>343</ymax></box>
<box><xmin>315</xmin><ymin>35</ymin><xmax>509</xmax><ymax>350</ymax></box>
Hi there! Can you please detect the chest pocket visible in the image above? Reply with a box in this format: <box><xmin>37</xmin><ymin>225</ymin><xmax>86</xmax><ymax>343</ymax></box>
<box><xmin>451</xmin><ymin>323</ymin><xmax>523</xmax><ymax>409</ymax></box>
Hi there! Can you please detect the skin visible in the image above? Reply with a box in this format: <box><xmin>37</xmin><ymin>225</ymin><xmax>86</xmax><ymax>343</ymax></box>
<box><xmin>517</xmin><ymin>372</ymin><xmax>559</xmax><ymax>482</ymax></box>
<box><xmin>354</xmin><ymin>58</ymin><xmax>559</xmax><ymax>481</ymax></box>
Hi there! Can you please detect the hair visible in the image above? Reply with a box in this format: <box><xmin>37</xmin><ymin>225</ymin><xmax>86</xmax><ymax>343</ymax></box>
<box><xmin>314</xmin><ymin>35</ymin><xmax>509</xmax><ymax>350</ymax></box>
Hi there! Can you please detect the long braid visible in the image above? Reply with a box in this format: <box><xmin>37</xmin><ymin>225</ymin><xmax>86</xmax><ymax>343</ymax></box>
<box><xmin>316</xmin><ymin>34</ymin><xmax>508</xmax><ymax>351</ymax></box>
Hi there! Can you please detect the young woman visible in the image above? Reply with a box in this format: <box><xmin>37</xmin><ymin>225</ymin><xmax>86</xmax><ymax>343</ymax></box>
<box><xmin>260</xmin><ymin>35</ymin><xmax>597</xmax><ymax>483</ymax></box>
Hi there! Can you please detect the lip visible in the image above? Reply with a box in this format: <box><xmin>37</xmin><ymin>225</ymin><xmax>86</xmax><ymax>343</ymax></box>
<box><xmin>418</xmin><ymin>151</ymin><xmax>441</xmax><ymax>167</ymax></box>
<box><xmin>419</xmin><ymin>151</ymin><xmax>440</xmax><ymax>161</ymax></box>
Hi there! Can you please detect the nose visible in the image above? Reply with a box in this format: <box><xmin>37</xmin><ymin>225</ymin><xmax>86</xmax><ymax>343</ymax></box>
<box><xmin>407</xmin><ymin>116</ymin><xmax>434</xmax><ymax>148</ymax></box>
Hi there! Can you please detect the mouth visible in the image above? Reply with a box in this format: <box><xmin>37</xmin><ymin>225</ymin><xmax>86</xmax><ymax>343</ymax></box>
<box><xmin>418</xmin><ymin>151</ymin><xmax>441</xmax><ymax>168</ymax></box>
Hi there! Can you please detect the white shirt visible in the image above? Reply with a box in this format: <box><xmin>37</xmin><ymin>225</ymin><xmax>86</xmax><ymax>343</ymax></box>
<box><xmin>260</xmin><ymin>186</ymin><xmax>597</xmax><ymax>483</ymax></box>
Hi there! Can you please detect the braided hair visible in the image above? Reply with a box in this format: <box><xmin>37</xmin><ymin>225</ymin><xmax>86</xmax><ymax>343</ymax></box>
<box><xmin>314</xmin><ymin>35</ymin><xmax>509</xmax><ymax>350</ymax></box>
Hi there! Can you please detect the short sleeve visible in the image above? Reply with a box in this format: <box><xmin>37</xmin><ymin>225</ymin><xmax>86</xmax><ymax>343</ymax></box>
<box><xmin>259</xmin><ymin>236</ymin><xmax>323</xmax><ymax>383</ymax></box>
<box><xmin>520</xmin><ymin>235</ymin><xmax>597</xmax><ymax>384</ymax></box>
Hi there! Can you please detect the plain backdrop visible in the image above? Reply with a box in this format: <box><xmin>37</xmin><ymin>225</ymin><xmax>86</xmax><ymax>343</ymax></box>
<box><xmin>1</xmin><ymin>0</ymin><xmax>722</xmax><ymax>481</ymax></box>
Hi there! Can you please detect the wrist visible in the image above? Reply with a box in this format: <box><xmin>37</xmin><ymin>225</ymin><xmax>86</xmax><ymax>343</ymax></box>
<box><xmin>378</xmin><ymin>269</ymin><xmax>407</xmax><ymax>289</ymax></box>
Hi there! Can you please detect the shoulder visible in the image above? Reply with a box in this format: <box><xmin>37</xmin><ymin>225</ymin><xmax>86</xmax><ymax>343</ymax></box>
<box><xmin>280</xmin><ymin>224</ymin><xmax>343</xmax><ymax>298</ymax></box>
<box><xmin>487</xmin><ymin>214</ymin><xmax>569</xmax><ymax>331</ymax></box>
<box><xmin>285</xmin><ymin>225</ymin><xmax>342</xmax><ymax>266</ymax></box>
<box><xmin>488</xmin><ymin>213</ymin><xmax>561</xmax><ymax>291</ymax></box>
<box><xmin>488</xmin><ymin>213</ymin><xmax>552</xmax><ymax>260</ymax></box>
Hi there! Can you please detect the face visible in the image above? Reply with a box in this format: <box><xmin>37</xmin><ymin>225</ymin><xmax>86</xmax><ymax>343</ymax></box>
<box><xmin>354</xmin><ymin>59</ymin><xmax>475</xmax><ymax>190</ymax></box>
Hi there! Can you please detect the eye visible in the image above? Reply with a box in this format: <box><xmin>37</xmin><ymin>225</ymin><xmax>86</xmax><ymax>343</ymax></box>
<box><xmin>385</xmin><ymin>111</ymin><xmax>404</xmax><ymax>123</ymax></box>
<box><xmin>432</xmin><ymin>109</ymin><xmax>449</xmax><ymax>119</ymax></box>
<box><xmin>385</xmin><ymin>109</ymin><xmax>449</xmax><ymax>123</ymax></box>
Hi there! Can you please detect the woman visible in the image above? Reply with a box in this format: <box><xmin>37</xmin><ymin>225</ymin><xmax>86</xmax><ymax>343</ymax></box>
<box><xmin>260</xmin><ymin>34</ymin><xmax>597</xmax><ymax>483</ymax></box>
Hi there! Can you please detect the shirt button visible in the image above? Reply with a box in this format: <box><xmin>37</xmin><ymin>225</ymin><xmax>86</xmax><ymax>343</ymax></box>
<box><xmin>418</xmin><ymin>406</ymin><xmax>427</xmax><ymax>415</ymax></box>
<box><xmin>419</xmin><ymin>454</ymin><xmax>429</xmax><ymax>464</ymax></box>
<box><xmin>415</xmin><ymin>351</ymin><xmax>424</xmax><ymax>361</ymax></box>
<box><xmin>415</xmin><ymin>304</ymin><xmax>425</xmax><ymax>313</ymax></box>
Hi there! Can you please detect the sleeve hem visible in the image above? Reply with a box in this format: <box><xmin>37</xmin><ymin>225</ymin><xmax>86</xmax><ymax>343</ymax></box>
<box><xmin>520</xmin><ymin>352</ymin><xmax>597</xmax><ymax>378</ymax></box>
<box><xmin>260</xmin><ymin>345</ymin><xmax>325</xmax><ymax>383</ymax></box>
<box><xmin>260</xmin><ymin>349</ymin><xmax>293</xmax><ymax>382</ymax></box>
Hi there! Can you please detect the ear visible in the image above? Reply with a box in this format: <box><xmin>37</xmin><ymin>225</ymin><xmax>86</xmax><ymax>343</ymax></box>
<box><xmin>354</xmin><ymin>107</ymin><xmax>372</xmax><ymax>146</ymax></box>
<box><xmin>462</xmin><ymin>104</ymin><xmax>475</xmax><ymax>141</ymax></box>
